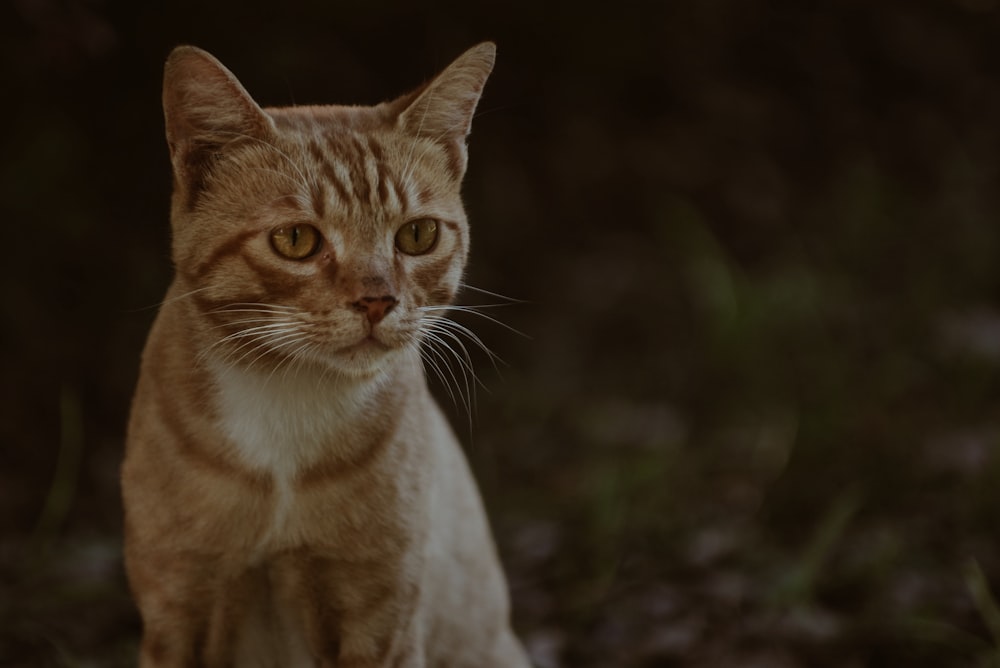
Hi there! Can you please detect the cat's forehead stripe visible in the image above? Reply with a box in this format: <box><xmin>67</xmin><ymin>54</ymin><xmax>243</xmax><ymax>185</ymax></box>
<box><xmin>336</xmin><ymin>133</ymin><xmax>376</xmax><ymax>213</ymax></box>
<box><xmin>303</xmin><ymin>129</ymin><xmax>408</xmax><ymax>218</ymax></box>
<box><xmin>366</xmin><ymin>137</ymin><xmax>395</xmax><ymax>210</ymax></box>
<box><xmin>388</xmin><ymin>174</ymin><xmax>410</xmax><ymax>211</ymax></box>
<box><xmin>309</xmin><ymin>180</ymin><xmax>326</xmax><ymax>219</ymax></box>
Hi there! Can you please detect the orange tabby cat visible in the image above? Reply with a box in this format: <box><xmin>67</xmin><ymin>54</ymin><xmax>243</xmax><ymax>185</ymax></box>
<box><xmin>121</xmin><ymin>42</ymin><xmax>531</xmax><ymax>667</ymax></box>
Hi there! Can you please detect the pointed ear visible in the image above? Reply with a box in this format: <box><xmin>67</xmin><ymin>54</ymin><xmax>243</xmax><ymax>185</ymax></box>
<box><xmin>162</xmin><ymin>46</ymin><xmax>274</xmax><ymax>198</ymax></box>
<box><xmin>396</xmin><ymin>42</ymin><xmax>496</xmax><ymax>177</ymax></box>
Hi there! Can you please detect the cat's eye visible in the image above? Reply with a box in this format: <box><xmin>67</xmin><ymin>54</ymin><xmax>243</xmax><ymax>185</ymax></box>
<box><xmin>270</xmin><ymin>224</ymin><xmax>322</xmax><ymax>260</ymax></box>
<box><xmin>395</xmin><ymin>219</ymin><xmax>439</xmax><ymax>255</ymax></box>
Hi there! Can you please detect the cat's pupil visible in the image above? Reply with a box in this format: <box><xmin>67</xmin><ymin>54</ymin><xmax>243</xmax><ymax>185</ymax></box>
<box><xmin>290</xmin><ymin>226</ymin><xmax>300</xmax><ymax>246</ymax></box>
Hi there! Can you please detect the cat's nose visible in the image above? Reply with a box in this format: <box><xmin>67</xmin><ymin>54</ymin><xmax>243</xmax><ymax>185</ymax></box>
<box><xmin>351</xmin><ymin>295</ymin><xmax>398</xmax><ymax>325</ymax></box>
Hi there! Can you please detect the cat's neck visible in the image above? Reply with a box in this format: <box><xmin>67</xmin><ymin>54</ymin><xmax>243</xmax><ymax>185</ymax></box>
<box><xmin>207</xmin><ymin>351</ymin><xmax>421</xmax><ymax>478</ymax></box>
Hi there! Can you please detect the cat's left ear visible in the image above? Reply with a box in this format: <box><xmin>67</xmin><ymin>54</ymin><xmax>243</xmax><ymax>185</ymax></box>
<box><xmin>162</xmin><ymin>46</ymin><xmax>275</xmax><ymax>200</ymax></box>
<box><xmin>396</xmin><ymin>42</ymin><xmax>496</xmax><ymax>178</ymax></box>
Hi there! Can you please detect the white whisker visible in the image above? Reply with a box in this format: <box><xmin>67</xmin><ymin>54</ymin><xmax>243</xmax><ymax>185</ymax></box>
<box><xmin>129</xmin><ymin>286</ymin><xmax>213</xmax><ymax>313</ymax></box>
<box><xmin>210</xmin><ymin>303</ymin><xmax>301</xmax><ymax>314</ymax></box>
<box><xmin>196</xmin><ymin>300</ymin><xmax>314</xmax><ymax>369</ymax></box>
<box><xmin>281</xmin><ymin>340</ymin><xmax>317</xmax><ymax>384</ymax></box>
<box><xmin>419</xmin><ymin>339</ymin><xmax>462</xmax><ymax>408</ymax></box>
<box><xmin>422</xmin><ymin>324</ymin><xmax>480</xmax><ymax>380</ymax></box>
<box><xmin>209</xmin><ymin>318</ymin><xmax>292</xmax><ymax>331</ymax></box>
<box><xmin>238</xmin><ymin>329</ymin><xmax>308</xmax><ymax>372</ymax></box>
<box><xmin>425</xmin><ymin>316</ymin><xmax>505</xmax><ymax>374</ymax></box>
<box><xmin>424</xmin><ymin>330</ymin><xmax>475</xmax><ymax>402</ymax></box>
<box><xmin>265</xmin><ymin>335</ymin><xmax>314</xmax><ymax>386</ymax></box>
<box><xmin>412</xmin><ymin>284</ymin><xmax>525</xmax><ymax>423</ymax></box>
<box><xmin>420</xmin><ymin>330</ymin><xmax>474</xmax><ymax>420</ymax></box>
<box><xmin>216</xmin><ymin>324</ymin><xmax>301</xmax><ymax>346</ymax></box>
<box><xmin>458</xmin><ymin>283</ymin><xmax>526</xmax><ymax>304</ymax></box>
<box><xmin>419</xmin><ymin>305</ymin><xmax>528</xmax><ymax>339</ymax></box>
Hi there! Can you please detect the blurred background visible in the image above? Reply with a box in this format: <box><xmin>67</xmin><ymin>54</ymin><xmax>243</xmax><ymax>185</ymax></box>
<box><xmin>4</xmin><ymin>0</ymin><xmax>1000</xmax><ymax>665</ymax></box>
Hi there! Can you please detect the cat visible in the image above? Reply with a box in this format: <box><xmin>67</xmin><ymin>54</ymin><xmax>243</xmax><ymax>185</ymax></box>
<box><xmin>121</xmin><ymin>42</ymin><xmax>532</xmax><ymax>667</ymax></box>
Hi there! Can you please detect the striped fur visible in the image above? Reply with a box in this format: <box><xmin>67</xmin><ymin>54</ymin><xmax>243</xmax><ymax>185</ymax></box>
<box><xmin>122</xmin><ymin>43</ymin><xmax>531</xmax><ymax>667</ymax></box>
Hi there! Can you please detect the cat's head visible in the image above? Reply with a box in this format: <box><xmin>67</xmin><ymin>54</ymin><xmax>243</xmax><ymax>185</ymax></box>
<box><xmin>161</xmin><ymin>43</ymin><xmax>495</xmax><ymax>378</ymax></box>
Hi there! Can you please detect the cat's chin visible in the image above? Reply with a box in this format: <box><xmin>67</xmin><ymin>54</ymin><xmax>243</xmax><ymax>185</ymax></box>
<box><xmin>316</xmin><ymin>338</ymin><xmax>406</xmax><ymax>380</ymax></box>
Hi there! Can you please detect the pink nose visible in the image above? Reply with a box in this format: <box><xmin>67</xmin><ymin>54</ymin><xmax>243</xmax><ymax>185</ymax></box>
<box><xmin>352</xmin><ymin>295</ymin><xmax>398</xmax><ymax>325</ymax></box>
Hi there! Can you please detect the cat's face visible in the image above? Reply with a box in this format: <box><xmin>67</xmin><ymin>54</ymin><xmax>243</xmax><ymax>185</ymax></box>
<box><xmin>162</xmin><ymin>45</ymin><xmax>495</xmax><ymax>378</ymax></box>
<box><xmin>176</xmin><ymin>110</ymin><xmax>470</xmax><ymax>379</ymax></box>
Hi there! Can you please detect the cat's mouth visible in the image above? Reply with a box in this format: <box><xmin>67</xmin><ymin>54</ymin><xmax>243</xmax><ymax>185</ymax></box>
<box><xmin>322</xmin><ymin>330</ymin><xmax>402</xmax><ymax>377</ymax></box>
<box><xmin>337</xmin><ymin>334</ymin><xmax>390</xmax><ymax>355</ymax></box>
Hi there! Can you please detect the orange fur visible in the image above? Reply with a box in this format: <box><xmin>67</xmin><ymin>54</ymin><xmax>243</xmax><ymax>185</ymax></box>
<box><xmin>122</xmin><ymin>43</ymin><xmax>531</xmax><ymax>667</ymax></box>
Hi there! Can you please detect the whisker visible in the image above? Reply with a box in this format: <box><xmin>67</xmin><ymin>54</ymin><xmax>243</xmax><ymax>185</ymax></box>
<box><xmin>210</xmin><ymin>303</ymin><xmax>301</xmax><ymax>314</ymax></box>
<box><xmin>458</xmin><ymin>283</ymin><xmax>526</xmax><ymax>304</ymax></box>
<box><xmin>218</xmin><ymin>328</ymin><xmax>298</xmax><ymax>359</ymax></box>
<box><xmin>208</xmin><ymin>317</ymin><xmax>292</xmax><ymax>331</ymax></box>
<box><xmin>425</xmin><ymin>316</ymin><xmax>506</xmax><ymax>373</ymax></box>
<box><xmin>127</xmin><ymin>286</ymin><xmax>213</xmax><ymax>313</ymax></box>
<box><xmin>215</xmin><ymin>324</ymin><xmax>301</xmax><ymax>346</ymax></box>
<box><xmin>281</xmin><ymin>340</ymin><xmax>317</xmax><ymax>384</ymax></box>
<box><xmin>424</xmin><ymin>322</ymin><xmax>492</xmax><ymax>390</ymax></box>
<box><xmin>419</xmin><ymin>341</ymin><xmax>461</xmax><ymax>408</ymax></box>
<box><xmin>420</xmin><ymin>321</ymin><xmax>484</xmax><ymax>427</ymax></box>
<box><xmin>203</xmin><ymin>324</ymin><xmax>303</xmax><ymax>369</ymax></box>
<box><xmin>422</xmin><ymin>303</ymin><xmax>512</xmax><ymax>310</ymax></box>
<box><xmin>422</xmin><ymin>327</ymin><xmax>475</xmax><ymax>383</ymax></box>
<box><xmin>421</xmin><ymin>324</ymin><xmax>480</xmax><ymax>379</ymax></box>
<box><xmin>420</xmin><ymin>331</ymin><xmax>473</xmax><ymax>418</ymax></box>
<box><xmin>238</xmin><ymin>330</ymin><xmax>308</xmax><ymax>372</ymax></box>
<box><xmin>419</xmin><ymin>305</ymin><xmax>529</xmax><ymax>339</ymax></box>
<box><xmin>266</xmin><ymin>336</ymin><xmax>314</xmax><ymax>386</ymax></box>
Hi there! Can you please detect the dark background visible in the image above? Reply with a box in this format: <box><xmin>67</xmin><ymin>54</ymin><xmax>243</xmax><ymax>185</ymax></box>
<box><xmin>4</xmin><ymin>0</ymin><xmax>1000</xmax><ymax>665</ymax></box>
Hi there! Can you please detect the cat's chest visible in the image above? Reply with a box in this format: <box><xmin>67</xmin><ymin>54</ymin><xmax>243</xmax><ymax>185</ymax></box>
<box><xmin>211</xmin><ymin>364</ymin><xmax>360</xmax><ymax>475</ymax></box>
<box><xmin>210</xmin><ymin>364</ymin><xmax>380</xmax><ymax>544</ymax></box>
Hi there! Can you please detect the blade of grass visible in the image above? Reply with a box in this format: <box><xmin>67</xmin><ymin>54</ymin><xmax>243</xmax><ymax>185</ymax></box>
<box><xmin>769</xmin><ymin>486</ymin><xmax>863</xmax><ymax>607</ymax></box>
<box><xmin>964</xmin><ymin>557</ymin><xmax>1000</xmax><ymax>663</ymax></box>
<box><xmin>30</xmin><ymin>385</ymin><xmax>84</xmax><ymax>561</ymax></box>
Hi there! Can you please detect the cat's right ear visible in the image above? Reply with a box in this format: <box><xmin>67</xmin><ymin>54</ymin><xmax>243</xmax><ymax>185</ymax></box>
<box><xmin>162</xmin><ymin>46</ymin><xmax>274</xmax><ymax>195</ymax></box>
<box><xmin>395</xmin><ymin>42</ymin><xmax>496</xmax><ymax>179</ymax></box>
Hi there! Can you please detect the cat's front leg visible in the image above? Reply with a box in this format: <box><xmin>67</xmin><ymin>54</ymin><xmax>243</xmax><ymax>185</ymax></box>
<box><xmin>309</xmin><ymin>597</ymin><xmax>425</xmax><ymax>668</ymax></box>
<box><xmin>129</xmin><ymin>549</ymin><xmax>251</xmax><ymax>668</ymax></box>
<box><xmin>316</xmin><ymin>575</ymin><xmax>425</xmax><ymax>667</ymax></box>
<box><xmin>333</xmin><ymin>617</ymin><xmax>426</xmax><ymax>668</ymax></box>
<box><xmin>264</xmin><ymin>550</ymin><xmax>422</xmax><ymax>668</ymax></box>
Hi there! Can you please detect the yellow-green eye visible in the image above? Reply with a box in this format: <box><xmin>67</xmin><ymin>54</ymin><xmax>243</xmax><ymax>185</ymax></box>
<box><xmin>395</xmin><ymin>219</ymin><xmax>439</xmax><ymax>255</ymax></box>
<box><xmin>270</xmin><ymin>224</ymin><xmax>321</xmax><ymax>260</ymax></box>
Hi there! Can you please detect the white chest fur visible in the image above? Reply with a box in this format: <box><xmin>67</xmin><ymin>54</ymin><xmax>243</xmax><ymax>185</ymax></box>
<box><xmin>211</xmin><ymin>363</ymin><xmax>374</xmax><ymax>476</ymax></box>
<box><xmin>210</xmin><ymin>363</ymin><xmax>383</xmax><ymax>544</ymax></box>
